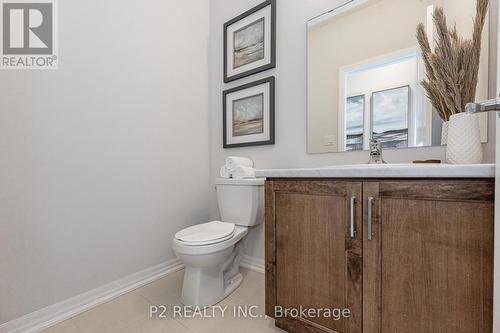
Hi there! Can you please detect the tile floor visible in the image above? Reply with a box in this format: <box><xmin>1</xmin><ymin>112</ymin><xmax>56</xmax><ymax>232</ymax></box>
<box><xmin>41</xmin><ymin>268</ymin><xmax>285</xmax><ymax>333</ymax></box>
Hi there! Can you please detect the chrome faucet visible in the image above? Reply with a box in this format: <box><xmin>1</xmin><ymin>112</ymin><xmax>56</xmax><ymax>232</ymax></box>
<box><xmin>368</xmin><ymin>139</ymin><xmax>386</xmax><ymax>164</ymax></box>
<box><xmin>465</xmin><ymin>96</ymin><xmax>500</xmax><ymax>114</ymax></box>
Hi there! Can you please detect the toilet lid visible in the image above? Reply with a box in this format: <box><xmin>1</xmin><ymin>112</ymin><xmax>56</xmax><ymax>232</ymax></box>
<box><xmin>175</xmin><ymin>221</ymin><xmax>235</xmax><ymax>245</ymax></box>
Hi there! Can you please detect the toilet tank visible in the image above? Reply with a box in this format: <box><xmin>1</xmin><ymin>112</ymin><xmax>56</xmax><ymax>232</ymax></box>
<box><xmin>215</xmin><ymin>178</ymin><xmax>265</xmax><ymax>227</ymax></box>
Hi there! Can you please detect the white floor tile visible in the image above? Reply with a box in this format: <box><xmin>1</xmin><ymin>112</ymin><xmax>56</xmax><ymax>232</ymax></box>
<box><xmin>107</xmin><ymin>315</ymin><xmax>193</xmax><ymax>333</ymax></box>
<box><xmin>138</xmin><ymin>270</ymin><xmax>184</xmax><ymax>310</ymax></box>
<box><xmin>230</xmin><ymin>269</ymin><xmax>265</xmax><ymax>303</ymax></box>
<box><xmin>71</xmin><ymin>291</ymin><xmax>151</xmax><ymax>333</ymax></box>
<box><xmin>42</xmin><ymin>268</ymin><xmax>285</xmax><ymax>333</ymax></box>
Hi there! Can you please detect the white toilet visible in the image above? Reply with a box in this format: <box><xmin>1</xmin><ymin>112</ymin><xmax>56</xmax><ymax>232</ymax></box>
<box><xmin>172</xmin><ymin>178</ymin><xmax>265</xmax><ymax>307</ymax></box>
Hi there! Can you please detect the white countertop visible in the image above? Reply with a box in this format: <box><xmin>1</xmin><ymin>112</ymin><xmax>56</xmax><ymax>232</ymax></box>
<box><xmin>255</xmin><ymin>163</ymin><xmax>495</xmax><ymax>179</ymax></box>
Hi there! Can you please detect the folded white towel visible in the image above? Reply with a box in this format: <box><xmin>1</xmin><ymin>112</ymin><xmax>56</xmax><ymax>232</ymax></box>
<box><xmin>231</xmin><ymin>165</ymin><xmax>256</xmax><ymax>179</ymax></box>
<box><xmin>220</xmin><ymin>166</ymin><xmax>231</xmax><ymax>178</ymax></box>
<box><xmin>225</xmin><ymin>156</ymin><xmax>254</xmax><ymax>170</ymax></box>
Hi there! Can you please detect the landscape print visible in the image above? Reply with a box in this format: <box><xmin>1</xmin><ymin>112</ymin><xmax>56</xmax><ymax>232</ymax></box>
<box><xmin>346</xmin><ymin>95</ymin><xmax>365</xmax><ymax>151</ymax></box>
<box><xmin>232</xmin><ymin>93</ymin><xmax>264</xmax><ymax>136</ymax></box>
<box><xmin>372</xmin><ymin>86</ymin><xmax>409</xmax><ymax>148</ymax></box>
<box><xmin>233</xmin><ymin>18</ymin><xmax>265</xmax><ymax>68</ymax></box>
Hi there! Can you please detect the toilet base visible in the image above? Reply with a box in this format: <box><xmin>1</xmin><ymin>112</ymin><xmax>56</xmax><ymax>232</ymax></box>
<box><xmin>174</xmin><ymin>234</ymin><xmax>248</xmax><ymax>308</ymax></box>
<box><xmin>180</xmin><ymin>268</ymin><xmax>243</xmax><ymax>307</ymax></box>
<box><xmin>224</xmin><ymin>272</ymin><xmax>243</xmax><ymax>297</ymax></box>
<box><xmin>180</xmin><ymin>242</ymin><xmax>245</xmax><ymax>307</ymax></box>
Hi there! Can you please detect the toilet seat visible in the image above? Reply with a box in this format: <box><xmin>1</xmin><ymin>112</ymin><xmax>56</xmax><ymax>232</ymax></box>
<box><xmin>173</xmin><ymin>225</ymin><xmax>248</xmax><ymax>256</ymax></box>
<box><xmin>175</xmin><ymin>221</ymin><xmax>235</xmax><ymax>246</ymax></box>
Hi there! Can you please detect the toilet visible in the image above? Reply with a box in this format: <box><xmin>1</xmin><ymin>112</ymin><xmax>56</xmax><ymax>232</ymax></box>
<box><xmin>172</xmin><ymin>178</ymin><xmax>265</xmax><ymax>307</ymax></box>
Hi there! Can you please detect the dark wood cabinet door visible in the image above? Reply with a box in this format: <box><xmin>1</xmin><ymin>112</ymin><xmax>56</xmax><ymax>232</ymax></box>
<box><xmin>363</xmin><ymin>180</ymin><xmax>494</xmax><ymax>333</ymax></box>
<box><xmin>265</xmin><ymin>180</ymin><xmax>363</xmax><ymax>333</ymax></box>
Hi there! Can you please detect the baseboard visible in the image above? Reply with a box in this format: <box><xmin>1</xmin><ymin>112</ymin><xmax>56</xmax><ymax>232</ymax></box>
<box><xmin>0</xmin><ymin>258</ymin><xmax>184</xmax><ymax>333</ymax></box>
<box><xmin>240</xmin><ymin>255</ymin><xmax>265</xmax><ymax>274</ymax></box>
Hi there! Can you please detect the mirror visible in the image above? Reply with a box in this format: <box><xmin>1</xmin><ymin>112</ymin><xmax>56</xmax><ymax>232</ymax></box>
<box><xmin>307</xmin><ymin>0</ymin><xmax>491</xmax><ymax>154</ymax></box>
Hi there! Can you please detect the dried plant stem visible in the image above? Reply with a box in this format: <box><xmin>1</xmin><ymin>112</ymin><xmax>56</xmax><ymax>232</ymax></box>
<box><xmin>416</xmin><ymin>0</ymin><xmax>489</xmax><ymax>121</ymax></box>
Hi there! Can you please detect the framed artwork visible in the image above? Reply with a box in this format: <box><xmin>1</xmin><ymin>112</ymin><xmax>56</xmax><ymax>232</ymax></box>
<box><xmin>371</xmin><ymin>85</ymin><xmax>410</xmax><ymax>149</ymax></box>
<box><xmin>345</xmin><ymin>95</ymin><xmax>365</xmax><ymax>151</ymax></box>
<box><xmin>223</xmin><ymin>0</ymin><xmax>276</xmax><ymax>83</ymax></box>
<box><xmin>223</xmin><ymin>77</ymin><xmax>275</xmax><ymax>148</ymax></box>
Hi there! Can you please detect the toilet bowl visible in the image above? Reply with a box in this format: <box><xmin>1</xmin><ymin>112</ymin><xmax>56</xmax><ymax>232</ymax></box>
<box><xmin>172</xmin><ymin>178</ymin><xmax>265</xmax><ymax>307</ymax></box>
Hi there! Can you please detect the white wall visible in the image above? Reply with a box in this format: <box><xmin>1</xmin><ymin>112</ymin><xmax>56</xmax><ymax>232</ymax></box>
<box><xmin>0</xmin><ymin>0</ymin><xmax>210</xmax><ymax>324</ymax></box>
<box><xmin>208</xmin><ymin>0</ymin><xmax>498</xmax><ymax>260</ymax></box>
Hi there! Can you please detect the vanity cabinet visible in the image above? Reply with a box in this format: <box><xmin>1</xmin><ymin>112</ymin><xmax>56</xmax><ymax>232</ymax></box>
<box><xmin>265</xmin><ymin>179</ymin><xmax>494</xmax><ymax>333</ymax></box>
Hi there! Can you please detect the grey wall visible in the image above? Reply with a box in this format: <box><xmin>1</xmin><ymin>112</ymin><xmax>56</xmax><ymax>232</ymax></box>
<box><xmin>208</xmin><ymin>0</ymin><xmax>498</xmax><ymax>260</ymax></box>
<box><xmin>0</xmin><ymin>0</ymin><xmax>210</xmax><ymax>324</ymax></box>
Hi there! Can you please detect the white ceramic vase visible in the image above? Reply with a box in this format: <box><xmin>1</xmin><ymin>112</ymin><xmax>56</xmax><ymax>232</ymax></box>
<box><xmin>441</xmin><ymin>121</ymin><xmax>449</xmax><ymax>145</ymax></box>
<box><xmin>446</xmin><ymin>113</ymin><xmax>483</xmax><ymax>164</ymax></box>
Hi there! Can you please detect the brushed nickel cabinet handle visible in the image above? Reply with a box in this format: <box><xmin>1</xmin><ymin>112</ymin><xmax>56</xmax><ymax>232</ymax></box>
<box><xmin>368</xmin><ymin>196</ymin><xmax>374</xmax><ymax>241</ymax></box>
<box><xmin>350</xmin><ymin>196</ymin><xmax>356</xmax><ymax>238</ymax></box>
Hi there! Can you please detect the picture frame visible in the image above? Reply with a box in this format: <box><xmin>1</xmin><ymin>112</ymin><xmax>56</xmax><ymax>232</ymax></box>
<box><xmin>223</xmin><ymin>0</ymin><xmax>276</xmax><ymax>83</ymax></box>
<box><xmin>223</xmin><ymin>77</ymin><xmax>275</xmax><ymax>148</ymax></box>
<box><xmin>345</xmin><ymin>94</ymin><xmax>365</xmax><ymax>151</ymax></box>
<box><xmin>371</xmin><ymin>85</ymin><xmax>410</xmax><ymax>149</ymax></box>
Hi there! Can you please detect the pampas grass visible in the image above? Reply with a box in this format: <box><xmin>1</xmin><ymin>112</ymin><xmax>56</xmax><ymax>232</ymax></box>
<box><xmin>416</xmin><ymin>0</ymin><xmax>489</xmax><ymax>121</ymax></box>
